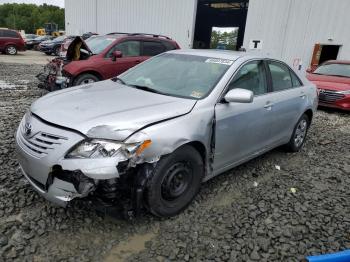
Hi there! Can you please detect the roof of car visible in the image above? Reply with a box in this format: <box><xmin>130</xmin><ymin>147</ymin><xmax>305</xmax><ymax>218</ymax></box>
<box><xmin>169</xmin><ymin>49</ymin><xmax>265</xmax><ymax>61</ymax></box>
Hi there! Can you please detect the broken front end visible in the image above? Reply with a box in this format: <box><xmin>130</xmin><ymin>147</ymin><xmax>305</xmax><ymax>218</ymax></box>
<box><xmin>36</xmin><ymin>36</ymin><xmax>92</xmax><ymax>92</ymax></box>
<box><xmin>15</xmin><ymin>113</ymin><xmax>157</xmax><ymax>217</ymax></box>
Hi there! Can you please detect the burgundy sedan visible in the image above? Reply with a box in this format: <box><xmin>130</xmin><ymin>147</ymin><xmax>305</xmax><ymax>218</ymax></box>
<box><xmin>307</xmin><ymin>60</ymin><xmax>350</xmax><ymax>111</ymax></box>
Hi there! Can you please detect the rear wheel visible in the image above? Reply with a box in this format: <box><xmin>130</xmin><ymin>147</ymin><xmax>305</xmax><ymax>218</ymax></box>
<box><xmin>286</xmin><ymin>114</ymin><xmax>310</xmax><ymax>152</ymax></box>
<box><xmin>5</xmin><ymin>45</ymin><xmax>17</xmax><ymax>55</ymax></box>
<box><xmin>145</xmin><ymin>145</ymin><xmax>204</xmax><ymax>217</ymax></box>
<box><xmin>73</xmin><ymin>73</ymin><xmax>100</xmax><ymax>86</ymax></box>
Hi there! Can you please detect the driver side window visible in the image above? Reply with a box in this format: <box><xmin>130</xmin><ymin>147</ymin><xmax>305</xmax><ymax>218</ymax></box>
<box><xmin>107</xmin><ymin>41</ymin><xmax>140</xmax><ymax>57</ymax></box>
<box><xmin>228</xmin><ymin>61</ymin><xmax>267</xmax><ymax>96</ymax></box>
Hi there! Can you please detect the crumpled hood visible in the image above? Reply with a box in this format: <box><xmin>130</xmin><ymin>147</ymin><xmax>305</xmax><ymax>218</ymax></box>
<box><xmin>31</xmin><ymin>80</ymin><xmax>196</xmax><ymax>140</ymax></box>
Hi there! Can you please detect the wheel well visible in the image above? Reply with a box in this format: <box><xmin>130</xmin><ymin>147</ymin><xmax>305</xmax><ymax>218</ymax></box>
<box><xmin>186</xmin><ymin>141</ymin><xmax>207</xmax><ymax>164</ymax></box>
<box><xmin>304</xmin><ymin>109</ymin><xmax>313</xmax><ymax>123</ymax></box>
<box><xmin>73</xmin><ymin>71</ymin><xmax>102</xmax><ymax>84</ymax></box>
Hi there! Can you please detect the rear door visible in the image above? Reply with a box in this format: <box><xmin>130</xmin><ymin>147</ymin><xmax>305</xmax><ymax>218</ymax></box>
<box><xmin>100</xmin><ymin>40</ymin><xmax>142</xmax><ymax>78</ymax></box>
<box><xmin>265</xmin><ymin>60</ymin><xmax>306</xmax><ymax>144</ymax></box>
<box><xmin>214</xmin><ymin>60</ymin><xmax>275</xmax><ymax>171</ymax></box>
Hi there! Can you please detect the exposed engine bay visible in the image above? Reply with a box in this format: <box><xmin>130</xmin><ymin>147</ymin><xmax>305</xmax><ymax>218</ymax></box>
<box><xmin>36</xmin><ymin>36</ymin><xmax>92</xmax><ymax>91</ymax></box>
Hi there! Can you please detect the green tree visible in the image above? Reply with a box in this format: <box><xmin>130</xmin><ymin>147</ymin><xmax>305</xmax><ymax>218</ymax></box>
<box><xmin>0</xmin><ymin>3</ymin><xmax>64</xmax><ymax>34</ymax></box>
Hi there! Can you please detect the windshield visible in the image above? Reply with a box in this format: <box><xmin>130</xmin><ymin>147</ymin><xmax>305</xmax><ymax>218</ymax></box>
<box><xmin>314</xmin><ymin>63</ymin><xmax>350</xmax><ymax>78</ymax></box>
<box><xmin>86</xmin><ymin>36</ymin><xmax>115</xmax><ymax>54</ymax></box>
<box><xmin>118</xmin><ymin>53</ymin><xmax>233</xmax><ymax>99</ymax></box>
<box><xmin>52</xmin><ymin>36</ymin><xmax>66</xmax><ymax>42</ymax></box>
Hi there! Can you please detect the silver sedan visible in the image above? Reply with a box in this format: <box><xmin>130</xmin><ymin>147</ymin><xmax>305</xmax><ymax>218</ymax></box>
<box><xmin>15</xmin><ymin>50</ymin><xmax>318</xmax><ymax>217</ymax></box>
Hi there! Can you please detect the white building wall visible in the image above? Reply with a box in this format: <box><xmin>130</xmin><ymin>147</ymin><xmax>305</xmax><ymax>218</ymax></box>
<box><xmin>243</xmin><ymin>0</ymin><xmax>350</xmax><ymax>70</ymax></box>
<box><xmin>65</xmin><ymin>0</ymin><xmax>198</xmax><ymax>48</ymax></box>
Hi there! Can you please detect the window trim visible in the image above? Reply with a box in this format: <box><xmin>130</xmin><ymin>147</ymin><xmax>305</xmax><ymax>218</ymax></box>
<box><xmin>141</xmin><ymin>40</ymin><xmax>166</xmax><ymax>56</ymax></box>
<box><xmin>105</xmin><ymin>40</ymin><xmax>141</xmax><ymax>58</ymax></box>
<box><xmin>218</xmin><ymin>59</ymin><xmax>270</xmax><ymax>104</ymax></box>
<box><xmin>265</xmin><ymin>59</ymin><xmax>304</xmax><ymax>93</ymax></box>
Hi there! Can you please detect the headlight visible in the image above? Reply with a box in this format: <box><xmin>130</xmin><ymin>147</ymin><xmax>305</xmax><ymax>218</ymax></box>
<box><xmin>66</xmin><ymin>139</ymin><xmax>152</xmax><ymax>159</ymax></box>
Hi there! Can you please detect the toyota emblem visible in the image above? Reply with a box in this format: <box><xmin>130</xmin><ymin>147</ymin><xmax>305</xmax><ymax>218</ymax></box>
<box><xmin>24</xmin><ymin>122</ymin><xmax>32</xmax><ymax>136</ymax></box>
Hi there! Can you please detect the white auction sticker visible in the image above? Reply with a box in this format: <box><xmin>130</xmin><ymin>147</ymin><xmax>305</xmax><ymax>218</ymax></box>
<box><xmin>205</xmin><ymin>58</ymin><xmax>234</xmax><ymax>65</ymax></box>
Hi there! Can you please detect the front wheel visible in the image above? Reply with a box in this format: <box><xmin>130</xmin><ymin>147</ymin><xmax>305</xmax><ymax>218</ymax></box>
<box><xmin>73</xmin><ymin>73</ymin><xmax>100</xmax><ymax>86</ymax></box>
<box><xmin>286</xmin><ymin>114</ymin><xmax>310</xmax><ymax>152</ymax></box>
<box><xmin>145</xmin><ymin>145</ymin><xmax>204</xmax><ymax>217</ymax></box>
<box><xmin>5</xmin><ymin>45</ymin><xmax>17</xmax><ymax>55</ymax></box>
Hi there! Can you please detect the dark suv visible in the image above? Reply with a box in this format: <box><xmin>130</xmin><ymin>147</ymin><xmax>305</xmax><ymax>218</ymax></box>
<box><xmin>0</xmin><ymin>29</ymin><xmax>26</xmax><ymax>55</ymax></box>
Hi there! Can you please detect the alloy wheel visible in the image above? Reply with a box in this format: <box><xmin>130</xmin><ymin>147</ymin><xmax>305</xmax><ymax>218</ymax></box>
<box><xmin>294</xmin><ymin>119</ymin><xmax>307</xmax><ymax>147</ymax></box>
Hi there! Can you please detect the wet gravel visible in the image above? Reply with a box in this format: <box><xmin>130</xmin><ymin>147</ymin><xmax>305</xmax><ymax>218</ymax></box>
<box><xmin>0</xmin><ymin>62</ymin><xmax>349</xmax><ymax>262</ymax></box>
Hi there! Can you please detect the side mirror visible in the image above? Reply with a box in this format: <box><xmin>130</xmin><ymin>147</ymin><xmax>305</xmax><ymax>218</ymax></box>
<box><xmin>224</xmin><ymin>88</ymin><xmax>254</xmax><ymax>103</ymax></box>
<box><xmin>111</xmin><ymin>50</ymin><xmax>122</xmax><ymax>61</ymax></box>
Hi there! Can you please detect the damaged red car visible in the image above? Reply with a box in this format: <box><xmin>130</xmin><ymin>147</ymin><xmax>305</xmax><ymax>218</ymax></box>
<box><xmin>307</xmin><ymin>60</ymin><xmax>350</xmax><ymax>111</ymax></box>
<box><xmin>37</xmin><ymin>33</ymin><xmax>180</xmax><ymax>91</ymax></box>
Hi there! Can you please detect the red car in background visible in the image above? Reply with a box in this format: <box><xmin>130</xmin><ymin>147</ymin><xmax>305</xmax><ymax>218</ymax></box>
<box><xmin>307</xmin><ymin>60</ymin><xmax>350</xmax><ymax>111</ymax></box>
<box><xmin>38</xmin><ymin>33</ymin><xmax>180</xmax><ymax>91</ymax></box>
<box><xmin>0</xmin><ymin>29</ymin><xmax>25</xmax><ymax>55</ymax></box>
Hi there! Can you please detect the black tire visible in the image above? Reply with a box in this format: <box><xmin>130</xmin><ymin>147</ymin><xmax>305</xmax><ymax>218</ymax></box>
<box><xmin>45</xmin><ymin>52</ymin><xmax>51</xmax><ymax>55</ymax></box>
<box><xmin>73</xmin><ymin>73</ymin><xmax>100</xmax><ymax>86</ymax></box>
<box><xmin>286</xmin><ymin>114</ymin><xmax>310</xmax><ymax>152</ymax></box>
<box><xmin>5</xmin><ymin>45</ymin><xmax>17</xmax><ymax>55</ymax></box>
<box><xmin>54</xmin><ymin>46</ymin><xmax>61</xmax><ymax>56</ymax></box>
<box><xmin>145</xmin><ymin>145</ymin><xmax>204</xmax><ymax>217</ymax></box>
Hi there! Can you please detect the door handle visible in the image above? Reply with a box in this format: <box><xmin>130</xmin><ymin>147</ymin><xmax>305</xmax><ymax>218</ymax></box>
<box><xmin>299</xmin><ymin>92</ymin><xmax>306</xmax><ymax>99</ymax></box>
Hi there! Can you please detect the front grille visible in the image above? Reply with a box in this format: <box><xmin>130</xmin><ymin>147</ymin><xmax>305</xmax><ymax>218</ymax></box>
<box><xmin>319</xmin><ymin>90</ymin><xmax>345</xmax><ymax>103</ymax></box>
<box><xmin>18</xmin><ymin>120</ymin><xmax>67</xmax><ymax>158</ymax></box>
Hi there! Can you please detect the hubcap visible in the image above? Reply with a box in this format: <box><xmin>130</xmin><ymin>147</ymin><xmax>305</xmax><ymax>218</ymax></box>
<box><xmin>7</xmin><ymin>46</ymin><xmax>16</xmax><ymax>54</ymax></box>
<box><xmin>161</xmin><ymin>162</ymin><xmax>192</xmax><ymax>201</ymax></box>
<box><xmin>294</xmin><ymin>119</ymin><xmax>307</xmax><ymax>147</ymax></box>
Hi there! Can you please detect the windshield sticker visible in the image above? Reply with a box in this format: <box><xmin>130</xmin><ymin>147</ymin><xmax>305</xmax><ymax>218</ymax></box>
<box><xmin>205</xmin><ymin>58</ymin><xmax>234</xmax><ymax>65</ymax></box>
<box><xmin>190</xmin><ymin>91</ymin><xmax>204</xmax><ymax>98</ymax></box>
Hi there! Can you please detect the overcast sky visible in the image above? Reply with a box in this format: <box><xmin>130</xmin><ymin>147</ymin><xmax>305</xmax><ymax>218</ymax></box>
<box><xmin>0</xmin><ymin>0</ymin><xmax>64</xmax><ymax>8</ymax></box>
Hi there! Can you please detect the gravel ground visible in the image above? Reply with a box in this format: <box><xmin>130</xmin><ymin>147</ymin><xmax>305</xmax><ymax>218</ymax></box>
<box><xmin>0</xmin><ymin>62</ymin><xmax>349</xmax><ymax>262</ymax></box>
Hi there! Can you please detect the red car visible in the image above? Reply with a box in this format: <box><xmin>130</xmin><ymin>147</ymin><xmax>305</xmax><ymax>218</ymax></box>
<box><xmin>306</xmin><ymin>60</ymin><xmax>350</xmax><ymax>111</ymax></box>
<box><xmin>0</xmin><ymin>28</ymin><xmax>26</xmax><ymax>55</ymax></box>
<box><xmin>43</xmin><ymin>33</ymin><xmax>179</xmax><ymax>89</ymax></box>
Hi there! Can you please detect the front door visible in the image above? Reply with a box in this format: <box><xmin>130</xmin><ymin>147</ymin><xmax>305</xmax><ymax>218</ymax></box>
<box><xmin>100</xmin><ymin>40</ymin><xmax>142</xmax><ymax>79</ymax></box>
<box><xmin>214</xmin><ymin>60</ymin><xmax>275</xmax><ymax>171</ymax></box>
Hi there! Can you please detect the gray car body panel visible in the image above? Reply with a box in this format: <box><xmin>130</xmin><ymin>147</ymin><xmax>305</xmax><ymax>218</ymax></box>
<box><xmin>15</xmin><ymin>49</ymin><xmax>318</xmax><ymax>206</ymax></box>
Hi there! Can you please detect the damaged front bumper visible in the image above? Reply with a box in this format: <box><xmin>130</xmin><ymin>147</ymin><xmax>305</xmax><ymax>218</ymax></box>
<box><xmin>15</xmin><ymin>116</ymin><xmax>127</xmax><ymax>207</ymax></box>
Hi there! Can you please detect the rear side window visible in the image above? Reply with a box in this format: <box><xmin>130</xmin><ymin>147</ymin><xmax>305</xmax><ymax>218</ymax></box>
<box><xmin>142</xmin><ymin>41</ymin><xmax>166</xmax><ymax>56</ymax></box>
<box><xmin>268</xmin><ymin>61</ymin><xmax>293</xmax><ymax>91</ymax></box>
<box><xmin>3</xmin><ymin>30</ymin><xmax>19</xmax><ymax>38</ymax></box>
<box><xmin>290</xmin><ymin>70</ymin><xmax>303</xmax><ymax>87</ymax></box>
<box><xmin>162</xmin><ymin>41</ymin><xmax>177</xmax><ymax>51</ymax></box>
